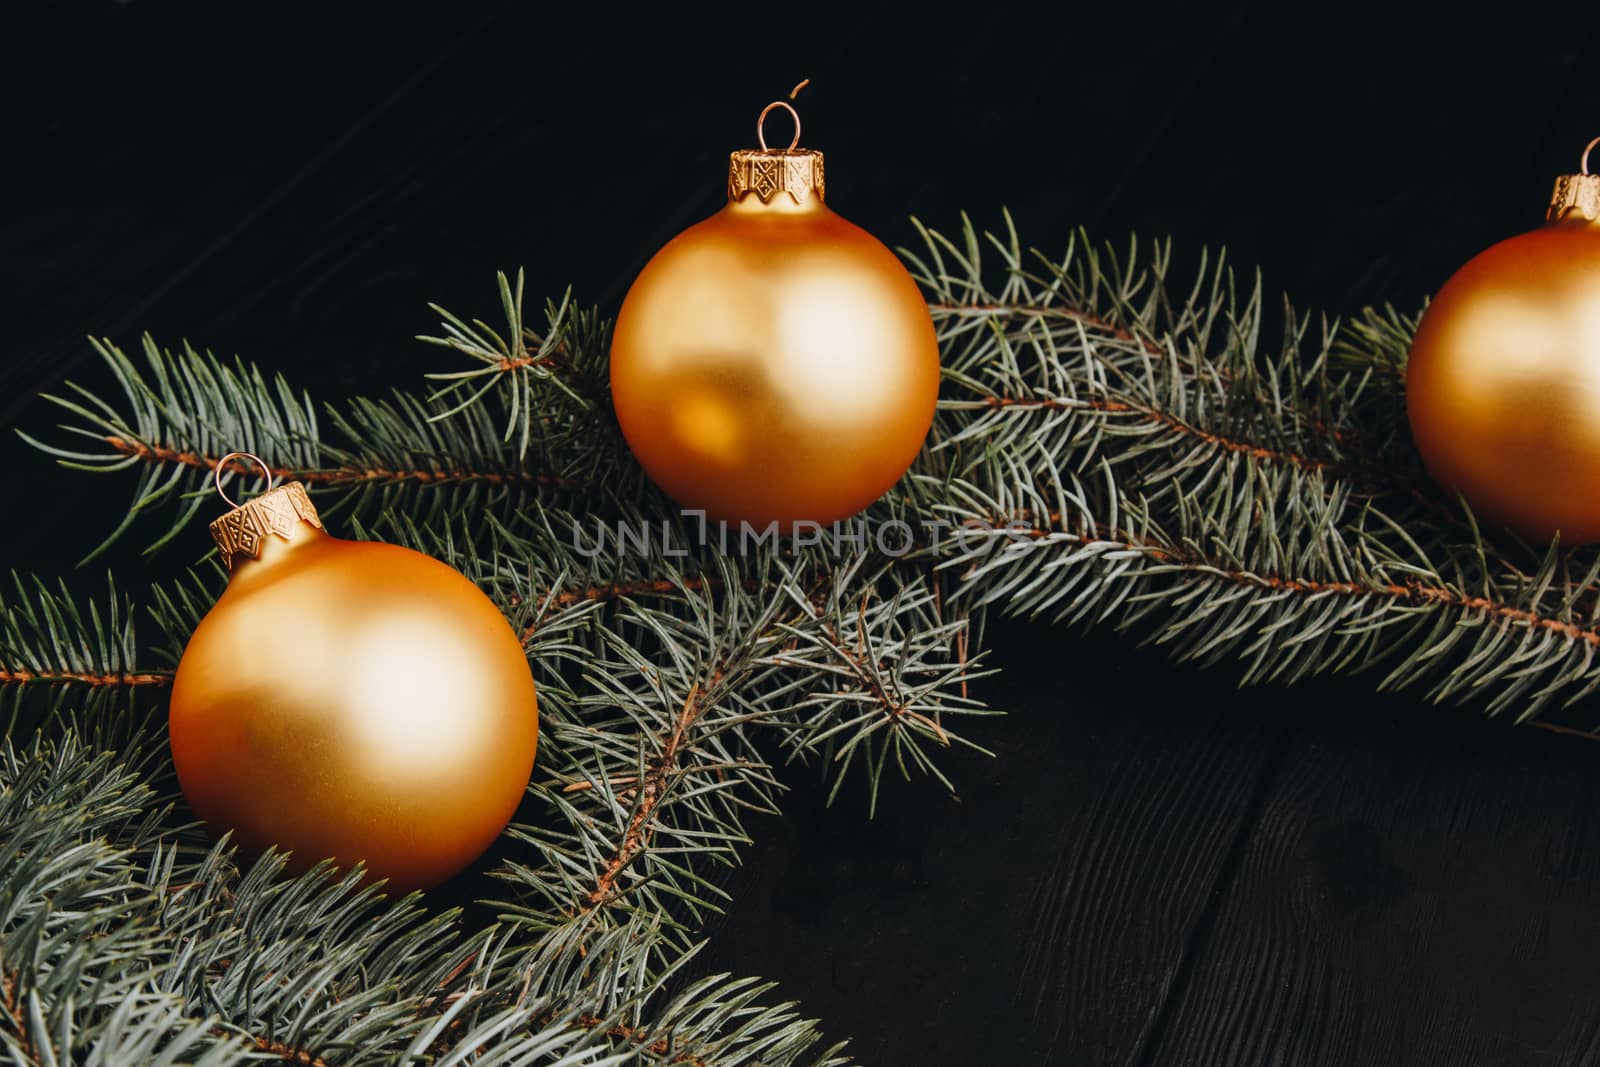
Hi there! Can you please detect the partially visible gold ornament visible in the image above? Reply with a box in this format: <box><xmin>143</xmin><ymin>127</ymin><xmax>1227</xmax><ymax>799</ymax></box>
<box><xmin>169</xmin><ymin>455</ymin><xmax>538</xmax><ymax>892</ymax></box>
<box><xmin>610</xmin><ymin>83</ymin><xmax>941</xmax><ymax>529</ymax></box>
<box><xmin>1407</xmin><ymin>136</ymin><xmax>1600</xmax><ymax>543</ymax></box>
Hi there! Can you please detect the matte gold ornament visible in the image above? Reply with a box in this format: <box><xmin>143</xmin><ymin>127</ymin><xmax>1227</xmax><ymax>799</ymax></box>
<box><xmin>610</xmin><ymin>83</ymin><xmax>941</xmax><ymax>529</ymax></box>
<box><xmin>169</xmin><ymin>455</ymin><xmax>538</xmax><ymax>892</ymax></box>
<box><xmin>1407</xmin><ymin>137</ymin><xmax>1600</xmax><ymax>543</ymax></box>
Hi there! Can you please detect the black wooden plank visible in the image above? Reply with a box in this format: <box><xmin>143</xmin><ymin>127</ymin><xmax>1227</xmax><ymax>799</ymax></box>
<box><xmin>682</xmin><ymin>620</ymin><xmax>1296</xmax><ymax>1066</ymax></box>
<box><xmin>2</xmin><ymin>3</ymin><xmax>513</xmax><ymax>419</ymax></box>
<box><xmin>1137</xmin><ymin>687</ymin><xmax>1600</xmax><ymax>1067</ymax></box>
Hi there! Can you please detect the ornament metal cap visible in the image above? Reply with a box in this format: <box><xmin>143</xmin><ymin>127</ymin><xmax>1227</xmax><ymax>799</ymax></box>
<box><xmin>727</xmin><ymin>81</ymin><xmax>825</xmax><ymax>205</ymax></box>
<box><xmin>207</xmin><ymin>452</ymin><xmax>323</xmax><ymax>569</ymax></box>
<box><xmin>1547</xmin><ymin>135</ymin><xmax>1600</xmax><ymax>225</ymax></box>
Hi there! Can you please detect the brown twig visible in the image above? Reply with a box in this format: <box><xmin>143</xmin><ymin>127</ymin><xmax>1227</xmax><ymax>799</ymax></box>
<box><xmin>1</xmin><ymin>966</ymin><xmax>29</xmax><ymax>1060</ymax></box>
<box><xmin>980</xmin><ymin>394</ymin><xmax>1346</xmax><ymax>475</ymax></box>
<box><xmin>0</xmin><ymin>668</ymin><xmax>171</xmax><ymax>688</ymax></box>
<box><xmin>203</xmin><ymin>1025</ymin><xmax>334</xmax><ymax>1067</ymax></box>
<box><xmin>1530</xmin><ymin>721</ymin><xmax>1600</xmax><ymax>742</ymax></box>
<box><xmin>241</xmin><ymin>1035</ymin><xmax>332</xmax><ymax>1067</ymax></box>
<box><xmin>584</xmin><ymin>679</ymin><xmax>716</xmax><ymax>908</ymax></box>
<box><xmin>575</xmin><ymin>1013</ymin><xmax>709</xmax><ymax>1067</ymax></box>
<box><xmin>562</xmin><ymin>775</ymin><xmax>640</xmax><ymax>794</ymax></box>
<box><xmin>990</xmin><ymin>514</ymin><xmax>1600</xmax><ymax>651</ymax></box>
<box><xmin>936</xmin><ymin>297</ymin><xmax>1389</xmax><ymax>455</ymax></box>
<box><xmin>104</xmin><ymin>437</ymin><xmax>578</xmax><ymax>490</ymax></box>
<box><xmin>520</xmin><ymin>577</ymin><xmax>715</xmax><ymax>643</ymax></box>
<box><xmin>825</xmin><ymin>615</ymin><xmax>910</xmax><ymax>724</ymax></box>
<box><xmin>801</xmin><ymin>589</ymin><xmax>938</xmax><ymax>737</ymax></box>
<box><xmin>494</xmin><ymin>344</ymin><xmax>565</xmax><ymax>374</ymax></box>
<box><xmin>930</xmin><ymin>301</ymin><xmax>1164</xmax><ymax>358</ymax></box>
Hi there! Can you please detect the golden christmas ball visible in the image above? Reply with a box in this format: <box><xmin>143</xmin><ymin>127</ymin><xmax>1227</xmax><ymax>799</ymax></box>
<box><xmin>170</xmin><ymin>463</ymin><xmax>538</xmax><ymax>892</ymax></box>
<box><xmin>1407</xmin><ymin>142</ymin><xmax>1600</xmax><ymax>543</ymax></box>
<box><xmin>610</xmin><ymin>92</ymin><xmax>940</xmax><ymax>529</ymax></box>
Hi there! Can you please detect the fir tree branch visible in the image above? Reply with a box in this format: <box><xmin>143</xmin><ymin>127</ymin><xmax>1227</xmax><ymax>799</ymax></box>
<box><xmin>0</xmin><ymin>574</ymin><xmax>176</xmax><ymax>743</ymax></box>
<box><xmin>930</xmin><ymin>299</ymin><xmax>1166</xmax><ymax>357</ymax></box>
<box><xmin>991</xmin><ymin>511</ymin><xmax>1600</xmax><ymax>652</ymax></box>
<box><xmin>103</xmin><ymin>434</ymin><xmax>571</xmax><ymax>489</ymax></box>
<box><xmin>0</xmin><ymin>731</ymin><xmax>854</xmax><ymax>1065</ymax></box>
<box><xmin>17</xmin><ymin>225</ymin><xmax>1526</xmax><ymax>1064</ymax></box>
<box><xmin>419</xmin><ymin>272</ymin><xmax>616</xmax><ymax>461</ymax></box>
<box><xmin>520</xmin><ymin>577</ymin><xmax>720</xmax><ymax>644</ymax></box>
<box><xmin>973</xmin><ymin>393</ymin><xmax>1350</xmax><ymax>477</ymax></box>
<box><xmin>764</xmin><ymin>557</ymin><xmax>996</xmax><ymax>811</ymax></box>
<box><xmin>21</xmin><ymin>332</ymin><xmax>626</xmax><ymax>560</ymax></box>
<box><xmin>585</xmin><ymin>679</ymin><xmax>719</xmax><ymax>910</ymax></box>
<box><xmin>905</xmin><ymin>214</ymin><xmax>1600</xmax><ymax>724</ymax></box>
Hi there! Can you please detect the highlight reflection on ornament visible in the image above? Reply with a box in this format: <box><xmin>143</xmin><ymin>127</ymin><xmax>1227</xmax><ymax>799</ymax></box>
<box><xmin>169</xmin><ymin>454</ymin><xmax>538</xmax><ymax>892</ymax></box>
<box><xmin>609</xmin><ymin>82</ymin><xmax>941</xmax><ymax>530</ymax></box>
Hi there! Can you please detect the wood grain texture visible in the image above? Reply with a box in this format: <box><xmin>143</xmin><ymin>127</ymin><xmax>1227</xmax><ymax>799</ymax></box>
<box><xmin>1141</xmin><ymin>685</ymin><xmax>1600</xmax><ymax>1067</ymax></box>
<box><xmin>682</xmin><ymin>621</ymin><xmax>1295</xmax><ymax>1065</ymax></box>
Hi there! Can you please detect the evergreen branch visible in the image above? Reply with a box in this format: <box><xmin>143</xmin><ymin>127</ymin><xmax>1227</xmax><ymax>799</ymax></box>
<box><xmin>371</xmin><ymin>505</ymin><xmax>989</xmax><ymax>808</ymax></box>
<box><xmin>909</xmin><ymin>215</ymin><xmax>1411</xmax><ymax>498</ymax></box>
<box><xmin>576</xmin><ymin>1012</ymin><xmax>711</xmax><ymax>1066</ymax></box>
<box><xmin>935</xmin><ymin>453</ymin><xmax>1600</xmax><ymax>718</ymax></box>
<box><xmin>0</xmin><ymin>733</ymin><xmax>236</xmax><ymax>1066</ymax></box>
<box><xmin>103</xmin><ymin>434</ymin><xmax>569</xmax><ymax>489</ymax></box>
<box><xmin>22</xmin><ymin>330</ymin><xmax>624</xmax><ymax>560</ymax></box>
<box><xmin>23</xmin><ymin>222</ymin><xmax>1528</xmax><ymax>1062</ymax></box>
<box><xmin>521</xmin><ymin>577</ymin><xmax>719</xmax><ymax>644</ymax></box>
<box><xmin>929</xmin><ymin>300</ymin><xmax>1166</xmax><ymax>356</ymax></box>
<box><xmin>0</xmin><ymin>732</ymin><xmax>854</xmax><ymax>1065</ymax></box>
<box><xmin>484</xmin><ymin>539</ymin><xmax>985</xmax><ymax>940</ymax></box>
<box><xmin>508</xmin><ymin>559</ymin><xmax>794</xmax><ymax>932</ymax></box>
<box><xmin>0</xmin><ymin>573</ymin><xmax>144</xmax><ymax>684</ymax></box>
<box><xmin>986</xmin><ymin>511</ymin><xmax>1600</xmax><ymax>651</ymax></box>
<box><xmin>580</xmin><ymin>970</ymin><xmax>851</xmax><ymax>1067</ymax></box>
<box><xmin>585</xmin><ymin>680</ymin><xmax>718</xmax><ymax>910</ymax></box>
<box><xmin>763</xmin><ymin>556</ymin><xmax>996</xmax><ymax>812</ymax></box>
<box><xmin>907</xmin><ymin>214</ymin><xmax>1600</xmax><ymax>724</ymax></box>
<box><xmin>0</xmin><ymin>573</ymin><xmax>175</xmax><ymax>742</ymax></box>
<box><xmin>974</xmin><ymin>393</ymin><xmax>1350</xmax><ymax>477</ymax></box>
<box><xmin>419</xmin><ymin>272</ymin><xmax>616</xmax><ymax>462</ymax></box>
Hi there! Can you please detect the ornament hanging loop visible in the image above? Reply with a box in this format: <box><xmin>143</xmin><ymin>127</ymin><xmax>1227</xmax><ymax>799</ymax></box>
<box><xmin>214</xmin><ymin>452</ymin><xmax>275</xmax><ymax>509</ymax></box>
<box><xmin>1583</xmin><ymin>135</ymin><xmax>1600</xmax><ymax>176</ymax></box>
<box><xmin>756</xmin><ymin>78</ymin><xmax>810</xmax><ymax>152</ymax></box>
<box><xmin>757</xmin><ymin>101</ymin><xmax>800</xmax><ymax>151</ymax></box>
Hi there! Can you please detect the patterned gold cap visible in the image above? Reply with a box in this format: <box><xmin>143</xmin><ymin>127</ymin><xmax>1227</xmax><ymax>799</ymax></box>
<box><xmin>1548</xmin><ymin>173</ymin><xmax>1600</xmax><ymax>225</ymax></box>
<box><xmin>727</xmin><ymin>149</ymin><xmax>825</xmax><ymax>205</ymax></box>
<box><xmin>209</xmin><ymin>481</ymin><xmax>324</xmax><ymax>569</ymax></box>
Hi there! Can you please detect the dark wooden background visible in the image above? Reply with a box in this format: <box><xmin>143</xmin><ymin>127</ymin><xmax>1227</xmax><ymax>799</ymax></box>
<box><xmin>6</xmin><ymin>3</ymin><xmax>1600</xmax><ymax>1064</ymax></box>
